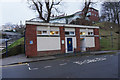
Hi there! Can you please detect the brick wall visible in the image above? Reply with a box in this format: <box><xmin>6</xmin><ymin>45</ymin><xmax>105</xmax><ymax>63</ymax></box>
<box><xmin>88</xmin><ymin>11</ymin><xmax>99</xmax><ymax>22</ymax></box>
<box><xmin>94</xmin><ymin>28</ymin><xmax>100</xmax><ymax>50</ymax></box>
<box><xmin>25</xmin><ymin>24</ymin><xmax>37</xmax><ymax>57</ymax></box>
<box><xmin>94</xmin><ymin>28</ymin><xmax>99</xmax><ymax>35</ymax></box>
<box><xmin>59</xmin><ymin>27</ymin><xmax>65</xmax><ymax>53</ymax></box>
<box><xmin>37</xmin><ymin>50</ymin><xmax>61</xmax><ymax>56</ymax></box>
<box><xmin>25</xmin><ymin>23</ymin><xmax>100</xmax><ymax>57</ymax></box>
<box><xmin>75</xmin><ymin>27</ymin><xmax>81</xmax><ymax>52</ymax></box>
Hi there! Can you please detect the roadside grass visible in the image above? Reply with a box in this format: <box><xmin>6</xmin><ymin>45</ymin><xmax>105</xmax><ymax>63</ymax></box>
<box><xmin>2</xmin><ymin>37</ymin><xmax>24</xmax><ymax>58</ymax></box>
<box><xmin>8</xmin><ymin>37</ymin><xmax>24</xmax><ymax>49</ymax></box>
<box><xmin>100</xmin><ymin>35</ymin><xmax>118</xmax><ymax>50</ymax></box>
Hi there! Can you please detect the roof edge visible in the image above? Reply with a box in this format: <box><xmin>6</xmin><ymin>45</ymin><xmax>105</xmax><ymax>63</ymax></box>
<box><xmin>25</xmin><ymin>21</ymin><xmax>99</xmax><ymax>29</ymax></box>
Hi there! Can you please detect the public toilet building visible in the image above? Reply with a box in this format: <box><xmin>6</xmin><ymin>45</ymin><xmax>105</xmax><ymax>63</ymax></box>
<box><xmin>25</xmin><ymin>21</ymin><xmax>100</xmax><ymax>57</ymax></box>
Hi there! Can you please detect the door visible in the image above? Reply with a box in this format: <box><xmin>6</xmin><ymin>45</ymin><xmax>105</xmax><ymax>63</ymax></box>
<box><xmin>80</xmin><ymin>38</ymin><xmax>86</xmax><ymax>51</ymax></box>
<box><xmin>67</xmin><ymin>38</ymin><xmax>73</xmax><ymax>52</ymax></box>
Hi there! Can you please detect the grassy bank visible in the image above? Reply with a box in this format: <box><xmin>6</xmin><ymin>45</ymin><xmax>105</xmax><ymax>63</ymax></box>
<box><xmin>94</xmin><ymin>22</ymin><xmax>119</xmax><ymax>50</ymax></box>
<box><xmin>2</xmin><ymin>37</ymin><xmax>24</xmax><ymax>58</ymax></box>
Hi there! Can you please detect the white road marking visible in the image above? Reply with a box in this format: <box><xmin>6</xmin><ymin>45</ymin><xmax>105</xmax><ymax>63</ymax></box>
<box><xmin>59</xmin><ymin>63</ymin><xmax>67</xmax><ymax>66</ymax></box>
<box><xmin>44</xmin><ymin>66</ymin><xmax>52</xmax><ymax>68</ymax></box>
<box><xmin>27</xmin><ymin>63</ymin><xmax>33</xmax><ymax>71</ymax></box>
<box><xmin>73</xmin><ymin>57</ymin><xmax>107</xmax><ymax>65</ymax></box>
<box><xmin>28</xmin><ymin>67</ymin><xmax>31</xmax><ymax>70</ymax></box>
<box><xmin>32</xmin><ymin>68</ymin><xmax>39</xmax><ymax>70</ymax></box>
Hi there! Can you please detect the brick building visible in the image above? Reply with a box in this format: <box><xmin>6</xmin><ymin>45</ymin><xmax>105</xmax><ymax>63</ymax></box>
<box><xmin>81</xmin><ymin>7</ymin><xmax>99</xmax><ymax>23</ymax></box>
<box><xmin>25</xmin><ymin>21</ymin><xmax>100</xmax><ymax>57</ymax></box>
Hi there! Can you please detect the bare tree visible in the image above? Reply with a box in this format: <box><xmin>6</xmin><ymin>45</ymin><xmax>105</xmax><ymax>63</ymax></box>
<box><xmin>28</xmin><ymin>0</ymin><xmax>62</xmax><ymax>23</ymax></box>
<box><xmin>82</xmin><ymin>0</ymin><xmax>92</xmax><ymax>19</ymax></box>
<box><xmin>101</xmin><ymin>1</ymin><xmax>120</xmax><ymax>24</ymax></box>
<box><xmin>82</xmin><ymin>0</ymin><xmax>96</xmax><ymax>19</ymax></box>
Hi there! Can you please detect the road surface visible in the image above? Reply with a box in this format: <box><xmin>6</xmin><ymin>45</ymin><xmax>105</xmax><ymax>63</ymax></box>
<box><xmin>2</xmin><ymin>52</ymin><xmax>119</xmax><ymax>78</ymax></box>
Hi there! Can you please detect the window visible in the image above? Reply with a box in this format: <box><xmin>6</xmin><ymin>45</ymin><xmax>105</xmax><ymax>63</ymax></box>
<box><xmin>95</xmin><ymin>14</ymin><xmax>96</xmax><ymax>16</ymax></box>
<box><xmin>50</xmin><ymin>31</ymin><xmax>54</xmax><ymax>35</ymax></box>
<box><xmin>37</xmin><ymin>30</ymin><xmax>48</xmax><ymax>35</ymax></box>
<box><xmin>50</xmin><ymin>31</ymin><xmax>59</xmax><ymax>35</ymax></box>
<box><xmin>80</xmin><ymin>32</ymin><xmax>86</xmax><ymax>35</ymax></box>
<box><xmin>87</xmin><ymin>12</ymin><xmax>91</xmax><ymax>16</ymax></box>
<box><xmin>37</xmin><ymin>31</ymin><xmax>42</xmax><ymax>34</ymax></box>
<box><xmin>55</xmin><ymin>31</ymin><xmax>59</xmax><ymax>34</ymax></box>
<box><xmin>37</xmin><ymin>27</ymin><xmax>59</xmax><ymax>35</ymax></box>
<box><xmin>88</xmin><ymin>32</ymin><xmax>94</xmax><ymax>35</ymax></box>
<box><xmin>65</xmin><ymin>31</ymin><xmax>75</xmax><ymax>36</ymax></box>
<box><xmin>69</xmin><ymin>32</ymin><xmax>75</xmax><ymax>35</ymax></box>
<box><xmin>65</xmin><ymin>32</ymin><xmax>69</xmax><ymax>35</ymax></box>
<box><xmin>43</xmin><ymin>31</ymin><xmax>47</xmax><ymax>34</ymax></box>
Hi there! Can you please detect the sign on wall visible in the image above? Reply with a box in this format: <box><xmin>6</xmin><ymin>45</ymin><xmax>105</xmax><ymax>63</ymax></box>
<box><xmin>62</xmin><ymin>40</ymin><xmax>64</xmax><ymax>44</ymax></box>
<box><xmin>30</xmin><ymin>41</ymin><xmax>33</xmax><ymax>44</ymax></box>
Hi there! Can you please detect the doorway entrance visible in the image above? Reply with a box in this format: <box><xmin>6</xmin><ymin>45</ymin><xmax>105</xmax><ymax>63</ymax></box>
<box><xmin>80</xmin><ymin>38</ymin><xmax>86</xmax><ymax>52</ymax></box>
<box><xmin>67</xmin><ymin>38</ymin><xmax>73</xmax><ymax>52</ymax></box>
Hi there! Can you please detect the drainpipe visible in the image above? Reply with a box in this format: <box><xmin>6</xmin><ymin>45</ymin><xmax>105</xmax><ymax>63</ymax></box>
<box><xmin>24</xmin><ymin>28</ymin><xmax>26</xmax><ymax>55</ymax></box>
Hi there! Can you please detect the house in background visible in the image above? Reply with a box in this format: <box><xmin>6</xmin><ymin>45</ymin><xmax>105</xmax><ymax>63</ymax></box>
<box><xmin>49</xmin><ymin>7</ymin><xmax>99</xmax><ymax>24</ymax></box>
<box><xmin>25</xmin><ymin>21</ymin><xmax>100</xmax><ymax>57</ymax></box>
<box><xmin>2</xmin><ymin>25</ymin><xmax>13</xmax><ymax>31</ymax></box>
<box><xmin>81</xmin><ymin>7</ymin><xmax>99</xmax><ymax>23</ymax></box>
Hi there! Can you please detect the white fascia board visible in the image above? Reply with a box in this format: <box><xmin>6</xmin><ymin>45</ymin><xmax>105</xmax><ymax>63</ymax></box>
<box><xmin>26</xmin><ymin>21</ymin><xmax>99</xmax><ymax>29</ymax></box>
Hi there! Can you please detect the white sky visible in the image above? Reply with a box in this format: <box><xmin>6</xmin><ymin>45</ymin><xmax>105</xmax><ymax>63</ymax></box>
<box><xmin>0</xmin><ymin>0</ymin><xmax>102</xmax><ymax>28</ymax></box>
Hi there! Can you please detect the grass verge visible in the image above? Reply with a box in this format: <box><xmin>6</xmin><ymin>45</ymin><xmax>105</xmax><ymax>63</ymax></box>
<box><xmin>2</xmin><ymin>37</ymin><xmax>24</xmax><ymax>58</ymax></box>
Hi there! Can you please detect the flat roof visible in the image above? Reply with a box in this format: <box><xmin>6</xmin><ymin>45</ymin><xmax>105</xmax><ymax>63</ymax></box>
<box><xmin>26</xmin><ymin>21</ymin><xmax>99</xmax><ymax>29</ymax></box>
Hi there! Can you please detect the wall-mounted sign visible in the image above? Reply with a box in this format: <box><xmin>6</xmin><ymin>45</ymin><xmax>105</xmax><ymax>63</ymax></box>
<box><xmin>62</xmin><ymin>40</ymin><xmax>64</xmax><ymax>44</ymax></box>
<box><xmin>30</xmin><ymin>41</ymin><xmax>33</xmax><ymax>44</ymax></box>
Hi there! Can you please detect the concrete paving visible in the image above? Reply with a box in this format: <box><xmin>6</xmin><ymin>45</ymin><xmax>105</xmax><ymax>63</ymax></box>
<box><xmin>2</xmin><ymin>54</ymin><xmax>56</xmax><ymax>66</ymax></box>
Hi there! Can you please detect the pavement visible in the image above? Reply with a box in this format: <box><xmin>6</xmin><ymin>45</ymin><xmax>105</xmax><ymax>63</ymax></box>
<box><xmin>1</xmin><ymin>50</ymin><xmax>120</xmax><ymax>66</ymax></box>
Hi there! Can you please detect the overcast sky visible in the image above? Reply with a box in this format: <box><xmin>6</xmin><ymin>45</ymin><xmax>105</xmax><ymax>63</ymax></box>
<box><xmin>0</xmin><ymin>0</ymin><xmax>102</xmax><ymax>28</ymax></box>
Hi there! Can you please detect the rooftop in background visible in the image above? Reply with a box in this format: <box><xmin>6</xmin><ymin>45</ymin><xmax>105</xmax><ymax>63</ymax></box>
<box><xmin>27</xmin><ymin>7</ymin><xmax>99</xmax><ymax>24</ymax></box>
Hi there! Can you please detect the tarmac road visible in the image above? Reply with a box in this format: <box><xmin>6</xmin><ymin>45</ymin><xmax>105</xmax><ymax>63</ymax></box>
<box><xmin>2</xmin><ymin>52</ymin><xmax>119</xmax><ymax>78</ymax></box>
